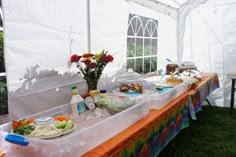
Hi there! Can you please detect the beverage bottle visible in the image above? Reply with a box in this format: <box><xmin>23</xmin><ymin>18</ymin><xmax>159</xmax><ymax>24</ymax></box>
<box><xmin>70</xmin><ymin>86</ymin><xmax>86</xmax><ymax>117</ymax></box>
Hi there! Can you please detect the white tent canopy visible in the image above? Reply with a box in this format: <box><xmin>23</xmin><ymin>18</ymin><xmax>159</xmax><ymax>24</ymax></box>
<box><xmin>2</xmin><ymin>0</ymin><xmax>236</xmax><ymax>119</ymax></box>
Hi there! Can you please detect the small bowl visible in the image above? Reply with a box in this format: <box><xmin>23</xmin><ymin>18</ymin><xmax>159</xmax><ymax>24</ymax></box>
<box><xmin>35</xmin><ymin>117</ymin><xmax>55</xmax><ymax>125</ymax></box>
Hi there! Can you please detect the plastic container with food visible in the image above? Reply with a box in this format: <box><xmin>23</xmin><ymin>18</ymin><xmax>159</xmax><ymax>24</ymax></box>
<box><xmin>0</xmin><ymin>97</ymin><xmax>149</xmax><ymax>157</ymax></box>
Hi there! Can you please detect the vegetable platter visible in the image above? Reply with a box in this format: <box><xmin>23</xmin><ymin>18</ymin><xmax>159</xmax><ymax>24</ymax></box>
<box><xmin>11</xmin><ymin>116</ymin><xmax>76</xmax><ymax>139</ymax></box>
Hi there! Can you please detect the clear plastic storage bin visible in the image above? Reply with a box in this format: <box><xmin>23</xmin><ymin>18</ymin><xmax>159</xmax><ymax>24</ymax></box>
<box><xmin>149</xmin><ymin>82</ymin><xmax>188</xmax><ymax>110</ymax></box>
<box><xmin>0</xmin><ymin>98</ymin><xmax>149</xmax><ymax>157</ymax></box>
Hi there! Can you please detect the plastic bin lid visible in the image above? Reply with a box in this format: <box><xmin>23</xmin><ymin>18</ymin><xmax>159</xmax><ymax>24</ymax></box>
<box><xmin>118</xmin><ymin>69</ymin><xmax>143</xmax><ymax>83</ymax></box>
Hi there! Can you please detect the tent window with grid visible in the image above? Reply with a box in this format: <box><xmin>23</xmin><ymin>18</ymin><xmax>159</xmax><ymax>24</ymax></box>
<box><xmin>127</xmin><ymin>14</ymin><xmax>158</xmax><ymax>74</ymax></box>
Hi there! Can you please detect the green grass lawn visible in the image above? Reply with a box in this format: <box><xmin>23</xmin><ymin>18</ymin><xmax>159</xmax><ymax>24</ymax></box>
<box><xmin>158</xmin><ymin>106</ymin><xmax>236</xmax><ymax>157</ymax></box>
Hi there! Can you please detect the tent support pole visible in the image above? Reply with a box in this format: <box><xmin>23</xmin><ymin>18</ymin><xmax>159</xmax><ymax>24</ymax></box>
<box><xmin>86</xmin><ymin>0</ymin><xmax>91</xmax><ymax>52</ymax></box>
<box><xmin>176</xmin><ymin>12</ymin><xmax>180</xmax><ymax>62</ymax></box>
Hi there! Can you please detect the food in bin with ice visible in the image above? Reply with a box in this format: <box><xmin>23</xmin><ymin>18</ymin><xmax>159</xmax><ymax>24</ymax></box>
<box><xmin>180</xmin><ymin>70</ymin><xmax>201</xmax><ymax>89</ymax></box>
<box><xmin>117</xmin><ymin>69</ymin><xmax>144</xmax><ymax>93</ymax></box>
<box><xmin>11</xmin><ymin>116</ymin><xmax>76</xmax><ymax>139</ymax></box>
<box><xmin>119</xmin><ymin>83</ymin><xmax>144</xmax><ymax>93</ymax></box>
<box><xmin>95</xmin><ymin>93</ymin><xmax>144</xmax><ymax>113</ymax></box>
<box><xmin>30</xmin><ymin>125</ymin><xmax>61</xmax><ymax>137</ymax></box>
<box><xmin>181</xmin><ymin>70</ymin><xmax>202</xmax><ymax>80</ymax></box>
<box><xmin>54</xmin><ymin>116</ymin><xmax>75</xmax><ymax>133</ymax></box>
<box><xmin>12</xmin><ymin>118</ymin><xmax>35</xmax><ymax>136</ymax></box>
<box><xmin>118</xmin><ymin>82</ymin><xmax>156</xmax><ymax>94</ymax></box>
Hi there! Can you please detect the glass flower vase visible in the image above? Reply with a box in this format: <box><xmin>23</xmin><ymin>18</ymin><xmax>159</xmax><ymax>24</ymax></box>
<box><xmin>86</xmin><ymin>78</ymin><xmax>98</xmax><ymax>91</ymax></box>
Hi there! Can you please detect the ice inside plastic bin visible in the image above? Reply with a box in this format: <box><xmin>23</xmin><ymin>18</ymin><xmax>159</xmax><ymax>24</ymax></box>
<box><xmin>149</xmin><ymin>82</ymin><xmax>188</xmax><ymax>110</ymax></box>
<box><xmin>0</xmin><ymin>99</ymin><xmax>149</xmax><ymax>157</ymax></box>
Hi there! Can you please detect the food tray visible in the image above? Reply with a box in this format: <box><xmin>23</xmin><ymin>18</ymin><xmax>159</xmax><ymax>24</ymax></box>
<box><xmin>11</xmin><ymin>123</ymin><xmax>76</xmax><ymax>139</ymax></box>
<box><xmin>0</xmin><ymin>98</ymin><xmax>149</xmax><ymax>157</ymax></box>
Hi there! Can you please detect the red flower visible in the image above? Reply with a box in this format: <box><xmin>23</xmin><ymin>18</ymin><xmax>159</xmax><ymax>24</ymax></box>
<box><xmin>107</xmin><ymin>55</ymin><xmax>114</xmax><ymax>62</ymax></box>
<box><xmin>82</xmin><ymin>53</ymin><xmax>94</xmax><ymax>58</ymax></box>
<box><xmin>70</xmin><ymin>54</ymin><xmax>81</xmax><ymax>63</ymax></box>
<box><xmin>89</xmin><ymin>62</ymin><xmax>97</xmax><ymax>69</ymax></box>
<box><xmin>100</xmin><ymin>55</ymin><xmax>110</xmax><ymax>63</ymax></box>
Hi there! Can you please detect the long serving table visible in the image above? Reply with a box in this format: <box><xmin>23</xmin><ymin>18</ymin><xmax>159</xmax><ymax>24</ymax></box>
<box><xmin>82</xmin><ymin>73</ymin><xmax>220</xmax><ymax>157</ymax></box>
<box><xmin>0</xmin><ymin>73</ymin><xmax>219</xmax><ymax>157</ymax></box>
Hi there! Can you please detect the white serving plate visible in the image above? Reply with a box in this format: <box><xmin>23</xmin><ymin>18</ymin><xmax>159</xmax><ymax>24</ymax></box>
<box><xmin>11</xmin><ymin>121</ymin><xmax>76</xmax><ymax>139</ymax></box>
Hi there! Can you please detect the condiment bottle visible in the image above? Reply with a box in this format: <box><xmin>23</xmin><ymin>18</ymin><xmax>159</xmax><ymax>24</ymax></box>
<box><xmin>82</xmin><ymin>93</ymin><xmax>96</xmax><ymax>111</ymax></box>
<box><xmin>70</xmin><ymin>86</ymin><xmax>86</xmax><ymax>116</ymax></box>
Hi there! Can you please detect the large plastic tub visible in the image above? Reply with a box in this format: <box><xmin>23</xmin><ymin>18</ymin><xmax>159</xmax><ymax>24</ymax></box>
<box><xmin>149</xmin><ymin>82</ymin><xmax>188</xmax><ymax>109</ymax></box>
<box><xmin>0</xmin><ymin>99</ymin><xmax>149</xmax><ymax>157</ymax></box>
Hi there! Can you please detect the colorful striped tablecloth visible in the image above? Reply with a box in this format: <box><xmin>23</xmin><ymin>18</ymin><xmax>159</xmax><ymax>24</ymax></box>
<box><xmin>188</xmin><ymin>73</ymin><xmax>219</xmax><ymax>113</ymax></box>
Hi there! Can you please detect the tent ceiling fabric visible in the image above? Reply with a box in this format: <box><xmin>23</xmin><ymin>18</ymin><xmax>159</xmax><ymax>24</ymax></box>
<box><xmin>157</xmin><ymin>0</ymin><xmax>187</xmax><ymax>8</ymax></box>
<box><xmin>125</xmin><ymin>0</ymin><xmax>178</xmax><ymax>19</ymax></box>
<box><xmin>126</xmin><ymin>0</ymin><xmax>198</xmax><ymax>10</ymax></box>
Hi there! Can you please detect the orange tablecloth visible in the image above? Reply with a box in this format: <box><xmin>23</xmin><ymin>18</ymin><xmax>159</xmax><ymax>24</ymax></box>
<box><xmin>82</xmin><ymin>73</ymin><xmax>219</xmax><ymax>157</ymax></box>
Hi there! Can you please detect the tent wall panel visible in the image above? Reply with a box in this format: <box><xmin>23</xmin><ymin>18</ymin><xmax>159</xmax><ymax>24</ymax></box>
<box><xmin>183</xmin><ymin>1</ymin><xmax>236</xmax><ymax>107</ymax></box>
<box><xmin>90</xmin><ymin>0</ymin><xmax>129</xmax><ymax>91</ymax></box>
<box><xmin>3</xmin><ymin>0</ymin><xmax>88</xmax><ymax>119</ymax></box>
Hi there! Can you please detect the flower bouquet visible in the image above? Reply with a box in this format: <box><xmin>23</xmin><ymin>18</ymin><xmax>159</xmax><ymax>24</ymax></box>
<box><xmin>70</xmin><ymin>50</ymin><xmax>114</xmax><ymax>91</ymax></box>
